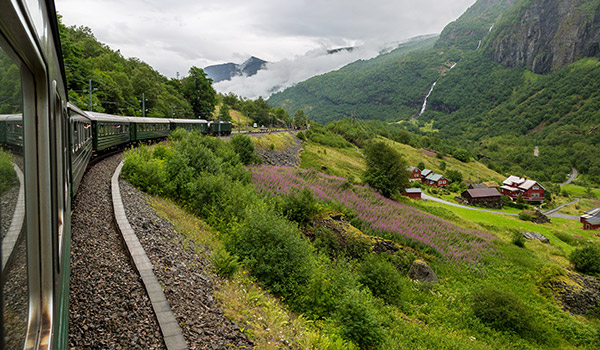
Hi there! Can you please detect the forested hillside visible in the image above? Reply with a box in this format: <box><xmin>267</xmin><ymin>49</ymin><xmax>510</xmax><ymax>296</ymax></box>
<box><xmin>269</xmin><ymin>0</ymin><xmax>600</xmax><ymax>184</ymax></box>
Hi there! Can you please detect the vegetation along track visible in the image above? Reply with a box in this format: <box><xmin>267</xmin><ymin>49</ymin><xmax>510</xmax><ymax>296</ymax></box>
<box><xmin>69</xmin><ymin>153</ymin><xmax>166</xmax><ymax>349</ymax></box>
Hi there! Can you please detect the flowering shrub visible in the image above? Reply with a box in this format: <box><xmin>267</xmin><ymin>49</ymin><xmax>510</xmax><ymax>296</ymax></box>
<box><xmin>251</xmin><ymin>166</ymin><xmax>494</xmax><ymax>268</ymax></box>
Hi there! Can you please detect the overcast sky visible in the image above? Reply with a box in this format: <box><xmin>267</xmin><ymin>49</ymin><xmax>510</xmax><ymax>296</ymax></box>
<box><xmin>56</xmin><ymin>0</ymin><xmax>477</xmax><ymax>98</ymax></box>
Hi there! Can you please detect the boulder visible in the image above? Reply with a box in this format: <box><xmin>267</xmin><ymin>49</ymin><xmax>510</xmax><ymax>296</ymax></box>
<box><xmin>522</xmin><ymin>231</ymin><xmax>550</xmax><ymax>244</ymax></box>
<box><xmin>408</xmin><ymin>260</ymin><xmax>439</xmax><ymax>283</ymax></box>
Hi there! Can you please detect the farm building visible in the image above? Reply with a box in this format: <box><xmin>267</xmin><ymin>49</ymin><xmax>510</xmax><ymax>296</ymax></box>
<box><xmin>581</xmin><ymin>208</ymin><xmax>600</xmax><ymax>230</ymax></box>
<box><xmin>423</xmin><ymin>173</ymin><xmax>449</xmax><ymax>187</ymax></box>
<box><xmin>403</xmin><ymin>188</ymin><xmax>422</xmax><ymax>199</ymax></box>
<box><xmin>461</xmin><ymin>188</ymin><xmax>502</xmax><ymax>209</ymax></box>
<box><xmin>499</xmin><ymin>175</ymin><xmax>545</xmax><ymax>203</ymax></box>
<box><xmin>407</xmin><ymin>166</ymin><xmax>421</xmax><ymax>181</ymax></box>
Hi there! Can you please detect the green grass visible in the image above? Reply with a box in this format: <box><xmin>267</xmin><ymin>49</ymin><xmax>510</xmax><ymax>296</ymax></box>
<box><xmin>300</xmin><ymin>141</ymin><xmax>366</xmax><ymax>183</ymax></box>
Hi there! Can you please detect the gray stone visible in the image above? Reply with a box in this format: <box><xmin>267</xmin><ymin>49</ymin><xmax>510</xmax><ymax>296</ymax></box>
<box><xmin>408</xmin><ymin>260</ymin><xmax>439</xmax><ymax>283</ymax></box>
<box><xmin>522</xmin><ymin>231</ymin><xmax>550</xmax><ymax>244</ymax></box>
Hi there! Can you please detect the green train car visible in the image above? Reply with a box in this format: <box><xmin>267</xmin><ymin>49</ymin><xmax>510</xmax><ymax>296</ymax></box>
<box><xmin>208</xmin><ymin>120</ymin><xmax>232</xmax><ymax>136</ymax></box>
<box><xmin>87</xmin><ymin>112</ymin><xmax>131</xmax><ymax>151</ymax></box>
<box><xmin>130</xmin><ymin>117</ymin><xmax>171</xmax><ymax>141</ymax></box>
<box><xmin>0</xmin><ymin>114</ymin><xmax>7</xmax><ymax>144</ymax></box>
<box><xmin>169</xmin><ymin>118</ymin><xmax>208</xmax><ymax>134</ymax></box>
<box><xmin>2</xmin><ymin>114</ymin><xmax>24</xmax><ymax>148</ymax></box>
<box><xmin>68</xmin><ymin>103</ymin><xmax>93</xmax><ymax>195</ymax></box>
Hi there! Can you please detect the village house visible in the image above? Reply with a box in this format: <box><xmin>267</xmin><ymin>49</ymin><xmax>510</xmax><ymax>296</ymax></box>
<box><xmin>580</xmin><ymin>208</ymin><xmax>600</xmax><ymax>230</ymax></box>
<box><xmin>423</xmin><ymin>173</ymin><xmax>449</xmax><ymax>187</ymax></box>
<box><xmin>499</xmin><ymin>175</ymin><xmax>545</xmax><ymax>203</ymax></box>
<box><xmin>461</xmin><ymin>188</ymin><xmax>503</xmax><ymax>209</ymax></box>
<box><xmin>407</xmin><ymin>166</ymin><xmax>421</xmax><ymax>181</ymax></box>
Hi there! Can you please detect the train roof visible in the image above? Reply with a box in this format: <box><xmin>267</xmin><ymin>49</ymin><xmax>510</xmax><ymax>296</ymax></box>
<box><xmin>127</xmin><ymin>117</ymin><xmax>170</xmax><ymax>124</ymax></box>
<box><xmin>87</xmin><ymin>111</ymin><xmax>131</xmax><ymax>123</ymax></box>
<box><xmin>169</xmin><ymin>118</ymin><xmax>208</xmax><ymax>124</ymax></box>
<box><xmin>67</xmin><ymin>102</ymin><xmax>93</xmax><ymax>121</ymax></box>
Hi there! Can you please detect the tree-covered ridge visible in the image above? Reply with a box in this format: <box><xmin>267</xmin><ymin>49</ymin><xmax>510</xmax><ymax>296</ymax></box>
<box><xmin>59</xmin><ymin>17</ymin><xmax>194</xmax><ymax>118</ymax></box>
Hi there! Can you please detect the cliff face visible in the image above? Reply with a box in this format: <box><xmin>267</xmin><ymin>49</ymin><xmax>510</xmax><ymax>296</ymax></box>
<box><xmin>485</xmin><ymin>0</ymin><xmax>600</xmax><ymax>73</ymax></box>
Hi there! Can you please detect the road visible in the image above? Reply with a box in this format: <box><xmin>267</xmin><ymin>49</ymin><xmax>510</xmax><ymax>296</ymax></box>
<box><xmin>421</xmin><ymin>193</ymin><xmax>579</xmax><ymax>220</ymax></box>
<box><xmin>560</xmin><ymin>168</ymin><xmax>578</xmax><ymax>186</ymax></box>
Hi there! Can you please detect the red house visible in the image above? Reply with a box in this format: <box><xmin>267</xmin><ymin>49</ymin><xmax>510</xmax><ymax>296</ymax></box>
<box><xmin>581</xmin><ymin>208</ymin><xmax>600</xmax><ymax>230</ymax></box>
<box><xmin>407</xmin><ymin>166</ymin><xmax>421</xmax><ymax>181</ymax></box>
<box><xmin>499</xmin><ymin>176</ymin><xmax>545</xmax><ymax>203</ymax></box>
<box><xmin>424</xmin><ymin>173</ymin><xmax>448</xmax><ymax>187</ymax></box>
<box><xmin>403</xmin><ymin>188</ymin><xmax>422</xmax><ymax>199</ymax></box>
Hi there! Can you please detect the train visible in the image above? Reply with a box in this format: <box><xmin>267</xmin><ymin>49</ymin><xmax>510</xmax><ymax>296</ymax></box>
<box><xmin>0</xmin><ymin>1</ymin><xmax>231</xmax><ymax>348</ymax></box>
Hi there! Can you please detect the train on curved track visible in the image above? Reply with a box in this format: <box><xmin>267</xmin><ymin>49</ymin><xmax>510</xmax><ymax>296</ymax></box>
<box><xmin>0</xmin><ymin>1</ymin><xmax>231</xmax><ymax>348</ymax></box>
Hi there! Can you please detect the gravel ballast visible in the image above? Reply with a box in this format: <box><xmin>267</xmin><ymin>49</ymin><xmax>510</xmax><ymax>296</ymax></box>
<box><xmin>119</xmin><ymin>179</ymin><xmax>253</xmax><ymax>349</ymax></box>
<box><xmin>69</xmin><ymin>154</ymin><xmax>166</xmax><ymax>349</ymax></box>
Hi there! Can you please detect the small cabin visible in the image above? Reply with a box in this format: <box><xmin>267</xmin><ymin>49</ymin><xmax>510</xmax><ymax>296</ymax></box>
<box><xmin>424</xmin><ymin>173</ymin><xmax>448</xmax><ymax>187</ymax></box>
<box><xmin>403</xmin><ymin>188</ymin><xmax>422</xmax><ymax>199</ymax></box>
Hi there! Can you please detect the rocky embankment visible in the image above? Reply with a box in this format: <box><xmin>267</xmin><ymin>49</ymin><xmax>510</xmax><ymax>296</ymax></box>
<box><xmin>254</xmin><ymin>134</ymin><xmax>303</xmax><ymax>167</ymax></box>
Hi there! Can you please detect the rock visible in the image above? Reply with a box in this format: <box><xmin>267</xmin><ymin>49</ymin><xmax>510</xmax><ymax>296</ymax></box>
<box><xmin>532</xmin><ymin>210</ymin><xmax>551</xmax><ymax>224</ymax></box>
<box><xmin>547</xmin><ymin>268</ymin><xmax>600</xmax><ymax>315</ymax></box>
<box><xmin>522</xmin><ymin>231</ymin><xmax>550</xmax><ymax>244</ymax></box>
<box><xmin>408</xmin><ymin>260</ymin><xmax>439</xmax><ymax>283</ymax></box>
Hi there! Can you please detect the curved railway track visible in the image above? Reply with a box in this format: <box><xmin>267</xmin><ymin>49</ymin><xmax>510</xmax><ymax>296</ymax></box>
<box><xmin>69</xmin><ymin>153</ymin><xmax>166</xmax><ymax>349</ymax></box>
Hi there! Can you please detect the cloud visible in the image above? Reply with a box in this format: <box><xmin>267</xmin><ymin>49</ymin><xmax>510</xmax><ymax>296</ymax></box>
<box><xmin>213</xmin><ymin>42</ymin><xmax>389</xmax><ymax>99</ymax></box>
<box><xmin>56</xmin><ymin>0</ymin><xmax>477</xmax><ymax>80</ymax></box>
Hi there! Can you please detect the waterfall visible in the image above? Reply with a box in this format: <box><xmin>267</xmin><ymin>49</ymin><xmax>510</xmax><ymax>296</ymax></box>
<box><xmin>489</xmin><ymin>24</ymin><xmax>494</xmax><ymax>32</ymax></box>
<box><xmin>418</xmin><ymin>81</ymin><xmax>437</xmax><ymax>117</ymax></box>
<box><xmin>476</xmin><ymin>40</ymin><xmax>482</xmax><ymax>50</ymax></box>
<box><xmin>450</xmin><ymin>62</ymin><xmax>457</xmax><ymax>69</ymax></box>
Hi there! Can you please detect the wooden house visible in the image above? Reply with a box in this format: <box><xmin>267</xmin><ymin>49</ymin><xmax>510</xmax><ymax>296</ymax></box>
<box><xmin>407</xmin><ymin>166</ymin><xmax>421</xmax><ymax>181</ymax></box>
<box><xmin>461</xmin><ymin>188</ymin><xmax>502</xmax><ymax>209</ymax></box>
<box><xmin>499</xmin><ymin>175</ymin><xmax>545</xmax><ymax>203</ymax></box>
<box><xmin>424</xmin><ymin>173</ymin><xmax>448</xmax><ymax>187</ymax></box>
<box><xmin>581</xmin><ymin>208</ymin><xmax>600</xmax><ymax>230</ymax></box>
<box><xmin>403</xmin><ymin>188</ymin><xmax>422</xmax><ymax>199</ymax></box>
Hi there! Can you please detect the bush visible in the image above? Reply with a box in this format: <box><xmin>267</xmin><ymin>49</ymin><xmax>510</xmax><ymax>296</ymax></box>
<box><xmin>230</xmin><ymin>202</ymin><xmax>315</xmax><ymax>299</ymax></box>
<box><xmin>280</xmin><ymin>188</ymin><xmax>319</xmax><ymax>226</ymax></box>
<box><xmin>472</xmin><ymin>288</ymin><xmax>539</xmax><ymax>340</ymax></box>
<box><xmin>211</xmin><ymin>247</ymin><xmax>240</xmax><ymax>278</ymax></box>
<box><xmin>230</xmin><ymin>134</ymin><xmax>256</xmax><ymax>165</ymax></box>
<box><xmin>518</xmin><ymin>211</ymin><xmax>532</xmax><ymax>221</ymax></box>
<box><xmin>511</xmin><ymin>230</ymin><xmax>526</xmax><ymax>247</ymax></box>
<box><xmin>358</xmin><ymin>255</ymin><xmax>405</xmax><ymax>307</ymax></box>
<box><xmin>296</xmin><ymin>131</ymin><xmax>306</xmax><ymax>141</ymax></box>
<box><xmin>570</xmin><ymin>245</ymin><xmax>600</xmax><ymax>274</ymax></box>
<box><xmin>333</xmin><ymin>288</ymin><xmax>386</xmax><ymax>349</ymax></box>
<box><xmin>363</xmin><ymin>141</ymin><xmax>409</xmax><ymax>198</ymax></box>
<box><xmin>122</xmin><ymin>146</ymin><xmax>167</xmax><ymax>195</ymax></box>
<box><xmin>452</xmin><ymin>148</ymin><xmax>471</xmax><ymax>162</ymax></box>
<box><xmin>0</xmin><ymin>149</ymin><xmax>17</xmax><ymax>193</ymax></box>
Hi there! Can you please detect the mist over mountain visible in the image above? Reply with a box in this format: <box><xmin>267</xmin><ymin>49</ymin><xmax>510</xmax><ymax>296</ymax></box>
<box><xmin>204</xmin><ymin>56</ymin><xmax>268</xmax><ymax>83</ymax></box>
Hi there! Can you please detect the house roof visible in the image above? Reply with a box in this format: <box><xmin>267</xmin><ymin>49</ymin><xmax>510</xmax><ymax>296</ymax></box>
<box><xmin>464</xmin><ymin>188</ymin><xmax>501</xmax><ymax>198</ymax></box>
<box><xmin>407</xmin><ymin>166</ymin><xmax>420</xmax><ymax>172</ymax></box>
<box><xmin>421</xmin><ymin>169</ymin><xmax>433</xmax><ymax>177</ymax></box>
<box><xmin>425</xmin><ymin>173</ymin><xmax>445</xmax><ymax>182</ymax></box>
<box><xmin>405</xmin><ymin>188</ymin><xmax>422</xmax><ymax>194</ymax></box>
<box><xmin>503</xmin><ymin>175</ymin><xmax>525</xmax><ymax>186</ymax></box>
<box><xmin>500</xmin><ymin>185</ymin><xmax>519</xmax><ymax>192</ymax></box>
<box><xmin>582</xmin><ymin>208</ymin><xmax>600</xmax><ymax>224</ymax></box>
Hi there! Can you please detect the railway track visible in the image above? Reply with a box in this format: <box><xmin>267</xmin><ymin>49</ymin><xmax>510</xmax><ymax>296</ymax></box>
<box><xmin>69</xmin><ymin>153</ymin><xmax>166</xmax><ymax>349</ymax></box>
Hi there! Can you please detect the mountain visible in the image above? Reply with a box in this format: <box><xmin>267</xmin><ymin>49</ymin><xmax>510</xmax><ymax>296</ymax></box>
<box><xmin>204</xmin><ymin>56</ymin><xmax>267</xmax><ymax>83</ymax></box>
<box><xmin>268</xmin><ymin>0</ymin><xmax>600</xmax><ymax>184</ymax></box>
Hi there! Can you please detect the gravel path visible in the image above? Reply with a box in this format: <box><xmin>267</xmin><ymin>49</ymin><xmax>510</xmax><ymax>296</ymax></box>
<box><xmin>119</xmin><ymin>179</ymin><xmax>253</xmax><ymax>349</ymax></box>
<box><xmin>69</xmin><ymin>154</ymin><xmax>166</xmax><ymax>349</ymax></box>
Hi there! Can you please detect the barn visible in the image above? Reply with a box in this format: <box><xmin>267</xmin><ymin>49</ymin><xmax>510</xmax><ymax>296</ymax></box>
<box><xmin>403</xmin><ymin>188</ymin><xmax>422</xmax><ymax>199</ymax></box>
<box><xmin>461</xmin><ymin>188</ymin><xmax>502</xmax><ymax>209</ymax></box>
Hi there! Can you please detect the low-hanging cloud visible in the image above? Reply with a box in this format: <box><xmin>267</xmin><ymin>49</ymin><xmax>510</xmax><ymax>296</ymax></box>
<box><xmin>213</xmin><ymin>41</ymin><xmax>390</xmax><ymax>99</ymax></box>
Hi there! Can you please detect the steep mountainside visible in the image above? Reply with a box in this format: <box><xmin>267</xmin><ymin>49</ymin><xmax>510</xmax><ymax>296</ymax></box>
<box><xmin>204</xmin><ymin>56</ymin><xmax>267</xmax><ymax>83</ymax></box>
<box><xmin>484</xmin><ymin>0</ymin><xmax>600</xmax><ymax>73</ymax></box>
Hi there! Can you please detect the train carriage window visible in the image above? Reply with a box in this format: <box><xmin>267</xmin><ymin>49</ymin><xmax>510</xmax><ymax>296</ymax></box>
<box><xmin>0</xmin><ymin>38</ymin><xmax>27</xmax><ymax>349</ymax></box>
